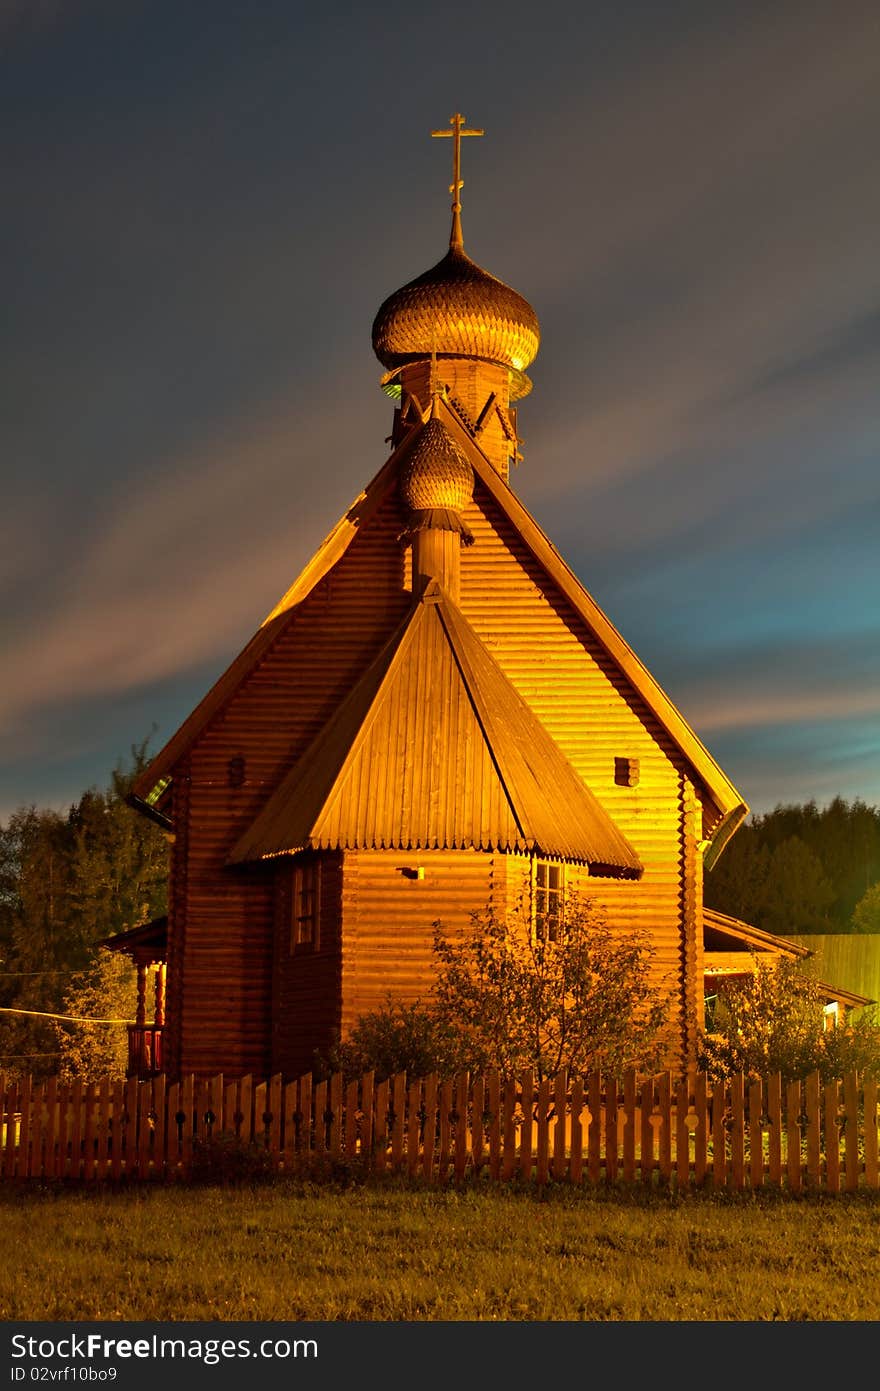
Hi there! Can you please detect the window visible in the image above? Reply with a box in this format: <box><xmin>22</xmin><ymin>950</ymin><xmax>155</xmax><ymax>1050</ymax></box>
<box><xmin>290</xmin><ymin>857</ymin><xmax>321</xmax><ymax>953</ymax></box>
<box><xmin>823</xmin><ymin>1001</ymin><xmax>839</xmax><ymax>1032</ymax></box>
<box><xmin>533</xmin><ymin>859</ymin><xmax>564</xmax><ymax>943</ymax></box>
<box><xmin>614</xmin><ymin>756</ymin><xmax>640</xmax><ymax>787</ymax></box>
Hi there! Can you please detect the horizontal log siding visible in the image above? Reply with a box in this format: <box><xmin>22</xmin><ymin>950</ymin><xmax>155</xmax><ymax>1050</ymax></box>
<box><xmin>458</xmin><ymin>486</ymin><xmax>702</xmax><ymax>1065</ymax></box>
<box><xmin>339</xmin><ymin>849</ymin><xmax>501</xmax><ymax>1033</ymax></box>
<box><xmin>272</xmin><ymin>854</ymin><xmax>342</xmax><ymax>1078</ymax></box>
<box><xmin>176</xmin><ymin>493</ymin><xmax>411</xmax><ymax>1076</ymax></box>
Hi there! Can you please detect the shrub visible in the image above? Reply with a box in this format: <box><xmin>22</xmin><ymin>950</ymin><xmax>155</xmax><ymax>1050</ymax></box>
<box><xmin>432</xmin><ymin>897</ymin><xmax>668</xmax><ymax>1080</ymax></box>
<box><xmin>698</xmin><ymin>955</ymin><xmax>880</xmax><ymax>1081</ymax></box>
<box><xmin>851</xmin><ymin>881</ymin><xmax>880</xmax><ymax>934</ymax></box>
<box><xmin>187</xmin><ymin>1134</ymin><xmax>279</xmax><ymax>1186</ymax></box>
<box><xmin>317</xmin><ymin>998</ymin><xmax>463</xmax><ymax>1083</ymax></box>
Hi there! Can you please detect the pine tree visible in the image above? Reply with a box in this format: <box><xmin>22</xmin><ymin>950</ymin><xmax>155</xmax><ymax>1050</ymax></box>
<box><xmin>0</xmin><ymin>740</ymin><xmax>168</xmax><ymax>1078</ymax></box>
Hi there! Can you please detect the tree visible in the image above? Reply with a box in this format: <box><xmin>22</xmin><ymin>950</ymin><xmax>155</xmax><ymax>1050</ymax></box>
<box><xmin>53</xmin><ymin>949</ymin><xmax>137</xmax><ymax>1083</ymax></box>
<box><xmin>0</xmin><ymin>806</ymin><xmax>78</xmax><ymax>1074</ymax></box>
<box><xmin>705</xmin><ymin>798</ymin><xmax>880</xmax><ymax>934</ymax></box>
<box><xmin>0</xmin><ymin>739</ymin><xmax>168</xmax><ymax>1078</ymax></box>
<box><xmin>851</xmin><ymin>881</ymin><xmax>880</xmax><ymax>934</ymax></box>
<box><xmin>432</xmin><ymin>897</ymin><xmax>668</xmax><ymax>1080</ymax></box>
<box><xmin>698</xmin><ymin>956</ymin><xmax>880</xmax><ymax>1081</ymax></box>
<box><xmin>704</xmin><ymin>832</ymin><xmax>773</xmax><ymax>928</ymax></box>
<box><xmin>760</xmin><ymin>836</ymin><xmax>835</xmax><ymax>935</ymax></box>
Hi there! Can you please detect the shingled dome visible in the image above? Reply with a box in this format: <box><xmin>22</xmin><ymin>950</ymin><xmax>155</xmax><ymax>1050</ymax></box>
<box><xmin>372</xmin><ymin>245</ymin><xmax>540</xmax><ymax>397</ymax></box>
<box><xmin>400</xmin><ymin>414</ymin><xmax>474</xmax><ymax>514</ymax></box>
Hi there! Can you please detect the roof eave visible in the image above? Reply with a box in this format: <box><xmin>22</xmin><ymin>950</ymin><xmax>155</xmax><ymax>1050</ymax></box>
<box><xmin>125</xmin><ymin>793</ymin><xmax>173</xmax><ymax>833</ymax></box>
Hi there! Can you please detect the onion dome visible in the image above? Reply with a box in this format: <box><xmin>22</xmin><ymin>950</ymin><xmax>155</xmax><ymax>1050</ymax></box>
<box><xmin>399</xmin><ymin>409</ymin><xmax>474</xmax><ymax>541</ymax></box>
<box><xmin>373</xmin><ymin>246</ymin><xmax>540</xmax><ymax>400</ymax></box>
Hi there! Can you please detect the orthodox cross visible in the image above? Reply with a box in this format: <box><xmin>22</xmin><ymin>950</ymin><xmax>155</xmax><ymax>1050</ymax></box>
<box><xmin>431</xmin><ymin>112</ymin><xmax>484</xmax><ymax>250</ymax></box>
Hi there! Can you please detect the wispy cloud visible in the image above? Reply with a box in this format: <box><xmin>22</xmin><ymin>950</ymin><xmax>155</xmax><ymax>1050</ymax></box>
<box><xmin>0</xmin><ymin>388</ymin><xmax>381</xmax><ymax>744</ymax></box>
<box><xmin>691</xmin><ymin>687</ymin><xmax>880</xmax><ymax>738</ymax></box>
<box><xmin>671</xmin><ymin>631</ymin><xmax>880</xmax><ymax>739</ymax></box>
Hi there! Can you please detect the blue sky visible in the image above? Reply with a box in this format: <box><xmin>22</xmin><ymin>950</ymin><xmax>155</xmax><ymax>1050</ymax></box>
<box><xmin>2</xmin><ymin>0</ymin><xmax>878</xmax><ymax>821</ymax></box>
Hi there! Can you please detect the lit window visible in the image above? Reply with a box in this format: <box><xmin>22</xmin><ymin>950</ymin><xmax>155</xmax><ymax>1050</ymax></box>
<box><xmin>533</xmin><ymin>860</ymin><xmax>564</xmax><ymax>943</ymax></box>
<box><xmin>291</xmin><ymin>858</ymin><xmax>321</xmax><ymax>953</ymax></box>
<box><xmin>823</xmin><ymin>1001</ymin><xmax>839</xmax><ymax>1032</ymax></box>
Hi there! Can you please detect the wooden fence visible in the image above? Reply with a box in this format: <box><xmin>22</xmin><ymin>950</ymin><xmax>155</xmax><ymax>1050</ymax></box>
<box><xmin>1</xmin><ymin>1068</ymin><xmax>878</xmax><ymax>1192</ymax></box>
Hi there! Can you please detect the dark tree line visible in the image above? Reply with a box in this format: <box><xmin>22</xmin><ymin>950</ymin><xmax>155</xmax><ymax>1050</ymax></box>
<box><xmin>0</xmin><ymin>742</ymin><xmax>168</xmax><ymax>1078</ymax></box>
<box><xmin>705</xmin><ymin>797</ymin><xmax>880</xmax><ymax>936</ymax></box>
<box><xmin>3</xmin><ymin>764</ymin><xmax>877</xmax><ymax>1079</ymax></box>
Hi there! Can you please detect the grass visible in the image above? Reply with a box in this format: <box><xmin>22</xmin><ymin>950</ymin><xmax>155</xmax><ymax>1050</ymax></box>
<box><xmin>2</xmin><ymin>1178</ymin><xmax>880</xmax><ymax>1321</ymax></box>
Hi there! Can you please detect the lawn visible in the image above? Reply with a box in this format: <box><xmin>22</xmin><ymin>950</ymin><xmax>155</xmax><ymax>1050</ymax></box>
<box><xmin>2</xmin><ymin>1179</ymin><xmax>879</xmax><ymax>1321</ymax></box>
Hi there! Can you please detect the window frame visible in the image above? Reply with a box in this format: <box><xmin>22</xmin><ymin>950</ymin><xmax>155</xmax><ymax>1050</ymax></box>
<box><xmin>289</xmin><ymin>855</ymin><xmax>322</xmax><ymax>955</ymax></box>
<box><xmin>532</xmin><ymin>858</ymin><xmax>565</xmax><ymax>944</ymax></box>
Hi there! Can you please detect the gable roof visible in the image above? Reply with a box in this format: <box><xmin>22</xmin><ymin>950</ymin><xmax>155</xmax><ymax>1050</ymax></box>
<box><xmin>130</xmin><ymin>444</ymin><xmax>407</xmax><ymax>809</ymax></box>
<box><xmin>102</xmin><ymin>915</ymin><xmax>168</xmax><ymax>963</ymax></box>
<box><xmin>229</xmin><ymin>583</ymin><xmax>641</xmax><ymax>874</ymax></box>
<box><xmin>703</xmin><ymin>907</ymin><xmax>812</xmax><ymax>959</ymax></box>
<box><xmin>702</xmin><ymin>911</ymin><xmax>874</xmax><ymax>1009</ymax></box>
<box><xmin>133</xmin><ymin>396</ymin><xmax>747</xmax><ymax>859</ymax></box>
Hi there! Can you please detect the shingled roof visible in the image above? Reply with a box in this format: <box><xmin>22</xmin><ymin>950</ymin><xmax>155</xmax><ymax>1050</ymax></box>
<box><xmin>229</xmin><ymin>582</ymin><xmax>641</xmax><ymax>875</ymax></box>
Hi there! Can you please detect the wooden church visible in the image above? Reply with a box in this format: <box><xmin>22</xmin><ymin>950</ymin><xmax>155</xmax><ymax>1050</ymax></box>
<box><xmin>118</xmin><ymin>116</ymin><xmax>756</xmax><ymax>1081</ymax></box>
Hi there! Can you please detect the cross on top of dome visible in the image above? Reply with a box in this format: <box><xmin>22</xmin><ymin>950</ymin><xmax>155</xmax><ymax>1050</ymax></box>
<box><xmin>430</xmin><ymin>112</ymin><xmax>484</xmax><ymax>251</ymax></box>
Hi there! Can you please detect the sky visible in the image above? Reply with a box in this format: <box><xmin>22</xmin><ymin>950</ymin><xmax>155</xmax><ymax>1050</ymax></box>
<box><xmin>2</xmin><ymin>0</ymin><xmax>878</xmax><ymax>823</ymax></box>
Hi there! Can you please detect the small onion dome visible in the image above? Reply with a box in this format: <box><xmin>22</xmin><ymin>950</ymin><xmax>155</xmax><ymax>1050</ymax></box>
<box><xmin>399</xmin><ymin>414</ymin><xmax>475</xmax><ymax>542</ymax></box>
<box><xmin>372</xmin><ymin>245</ymin><xmax>540</xmax><ymax>399</ymax></box>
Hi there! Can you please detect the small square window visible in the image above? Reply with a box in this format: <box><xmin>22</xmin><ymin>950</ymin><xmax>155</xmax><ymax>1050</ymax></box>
<box><xmin>614</xmin><ymin>757</ymin><xmax>640</xmax><ymax>787</ymax></box>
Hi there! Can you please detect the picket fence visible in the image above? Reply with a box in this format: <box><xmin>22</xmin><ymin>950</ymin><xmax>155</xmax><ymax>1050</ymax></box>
<box><xmin>1</xmin><ymin>1068</ymin><xmax>878</xmax><ymax>1192</ymax></box>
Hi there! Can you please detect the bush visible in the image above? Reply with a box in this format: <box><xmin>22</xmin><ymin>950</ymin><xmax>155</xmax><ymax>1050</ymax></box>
<box><xmin>317</xmin><ymin>998</ymin><xmax>463</xmax><ymax>1083</ymax></box>
<box><xmin>851</xmin><ymin>881</ymin><xmax>880</xmax><ymax>934</ymax></box>
<box><xmin>698</xmin><ymin>956</ymin><xmax>880</xmax><ymax>1081</ymax></box>
<box><xmin>432</xmin><ymin>897</ymin><xmax>668</xmax><ymax>1080</ymax></box>
<box><xmin>187</xmin><ymin>1134</ymin><xmax>279</xmax><ymax>1186</ymax></box>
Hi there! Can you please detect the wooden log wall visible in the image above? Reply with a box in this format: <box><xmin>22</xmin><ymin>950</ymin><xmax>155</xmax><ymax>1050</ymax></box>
<box><xmin>172</xmin><ymin>493</ymin><xmax>413</xmax><ymax>1077</ymax></box>
<box><xmin>458</xmin><ymin>485</ymin><xmax>708</xmax><ymax>1066</ymax></box>
<box><xmin>340</xmin><ymin>848</ymin><xmax>502</xmax><ymax>1034</ymax></box>
<box><xmin>398</xmin><ymin>360</ymin><xmax>513</xmax><ymax>478</ymax></box>
<box><xmin>1</xmin><ymin>1070</ymin><xmax>877</xmax><ymax>1193</ymax></box>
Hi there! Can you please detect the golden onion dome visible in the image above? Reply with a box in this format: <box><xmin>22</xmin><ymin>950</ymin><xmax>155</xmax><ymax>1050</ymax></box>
<box><xmin>400</xmin><ymin>414</ymin><xmax>474</xmax><ymax>515</ymax></box>
<box><xmin>372</xmin><ymin>244</ymin><xmax>540</xmax><ymax>393</ymax></box>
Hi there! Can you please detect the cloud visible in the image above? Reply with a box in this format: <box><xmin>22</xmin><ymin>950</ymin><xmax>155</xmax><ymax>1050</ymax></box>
<box><xmin>690</xmin><ymin>686</ymin><xmax>880</xmax><ymax>738</ymax></box>
<box><xmin>668</xmin><ymin>631</ymin><xmax>880</xmax><ymax>738</ymax></box>
<box><xmin>507</xmin><ymin>6</ymin><xmax>880</xmax><ymax>546</ymax></box>
<box><xmin>0</xmin><ymin>385</ymin><xmax>383</xmax><ymax>745</ymax></box>
<box><xmin>708</xmin><ymin>717</ymin><xmax>880</xmax><ymax>816</ymax></box>
<box><xmin>728</xmin><ymin>306</ymin><xmax>880</xmax><ymax>405</ymax></box>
